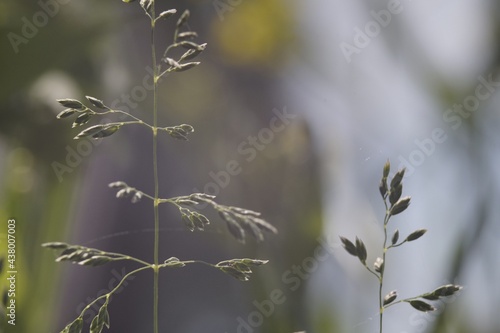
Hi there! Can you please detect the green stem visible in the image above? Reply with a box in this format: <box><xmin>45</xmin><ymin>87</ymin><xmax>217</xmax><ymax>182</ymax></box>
<box><xmin>105</xmin><ymin>109</ymin><xmax>147</xmax><ymax>124</ymax></box>
<box><xmin>379</xmin><ymin>202</ymin><xmax>391</xmax><ymax>333</ymax></box>
<box><xmin>384</xmin><ymin>299</ymin><xmax>408</xmax><ymax>309</ymax></box>
<box><xmin>364</xmin><ymin>265</ymin><xmax>380</xmax><ymax>279</ymax></box>
<box><xmin>71</xmin><ymin>246</ymin><xmax>151</xmax><ymax>267</ymax></box>
<box><xmin>150</xmin><ymin>4</ymin><xmax>160</xmax><ymax>333</ymax></box>
<box><xmin>78</xmin><ymin>265</ymin><xmax>151</xmax><ymax>318</ymax></box>
<box><xmin>159</xmin><ymin>259</ymin><xmax>216</xmax><ymax>269</ymax></box>
<box><xmin>89</xmin><ymin>107</ymin><xmax>153</xmax><ymax>128</ymax></box>
<box><xmin>106</xmin><ymin>253</ymin><xmax>151</xmax><ymax>266</ymax></box>
<box><xmin>385</xmin><ymin>293</ymin><xmax>434</xmax><ymax>310</ymax></box>
<box><xmin>106</xmin><ymin>120</ymin><xmax>148</xmax><ymax>127</ymax></box>
<box><xmin>387</xmin><ymin>240</ymin><xmax>407</xmax><ymax>249</ymax></box>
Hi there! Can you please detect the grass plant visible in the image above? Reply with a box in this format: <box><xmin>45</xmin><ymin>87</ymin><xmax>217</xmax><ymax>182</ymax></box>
<box><xmin>340</xmin><ymin>160</ymin><xmax>462</xmax><ymax>333</ymax></box>
<box><xmin>42</xmin><ymin>1</ymin><xmax>277</xmax><ymax>332</ymax></box>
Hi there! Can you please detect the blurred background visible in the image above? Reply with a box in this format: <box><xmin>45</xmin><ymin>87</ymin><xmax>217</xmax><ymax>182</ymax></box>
<box><xmin>0</xmin><ymin>0</ymin><xmax>499</xmax><ymax>332</ymax></box>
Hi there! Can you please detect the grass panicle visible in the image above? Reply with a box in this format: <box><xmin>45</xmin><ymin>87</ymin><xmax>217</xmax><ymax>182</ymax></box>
<box><xmin>44</xmin><ymin>2</ymin><xmax>277</xmax><ymax>333</ymax></box>
<box><xmin>340</xmin><ymin>160</ymin><xmax>462</xmax><ymax>333</ymax></box>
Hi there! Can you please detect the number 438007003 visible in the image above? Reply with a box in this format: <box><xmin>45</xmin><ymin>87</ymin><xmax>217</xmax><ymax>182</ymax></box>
<box><xmin>7</xmin><ymin>219</ymin><xmax>16</xmax><ymax>269</ymax></box>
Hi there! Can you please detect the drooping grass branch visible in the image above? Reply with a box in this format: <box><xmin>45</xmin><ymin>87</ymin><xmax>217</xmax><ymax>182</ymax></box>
<box><xmin>107</xmin><ymin>181</ymin><xmax>278</xmax><ymax>243</ymax></box>
<box><xmin>44</xmin><ymin>1</ymin><xmax>277</xmax><ymax>333</ymax></box>
<box><xmin>339</xmin><ymin>160</ymin><xmax>462</xmax><ymax>333</ymax></box>
<box><xmin>42</xmin><ymin>242</ymin><xmax>271</xmax><ymax>333</ymax></box>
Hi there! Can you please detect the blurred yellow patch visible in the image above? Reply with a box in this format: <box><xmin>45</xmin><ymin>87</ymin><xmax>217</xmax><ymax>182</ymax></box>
<box><xmin>0</xmin><ymin>6</ymin><xmax>6</xmax><ymax>26</ymax></box>
<box><xmin>211</xmin><ymin>0</ymin><xmax>293</xmax><ymax>68</ymax></box>
<box><xmin>7</xmin><ymin>147</ymin><xmax>35</xmax><ymax>194</ymax></box>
